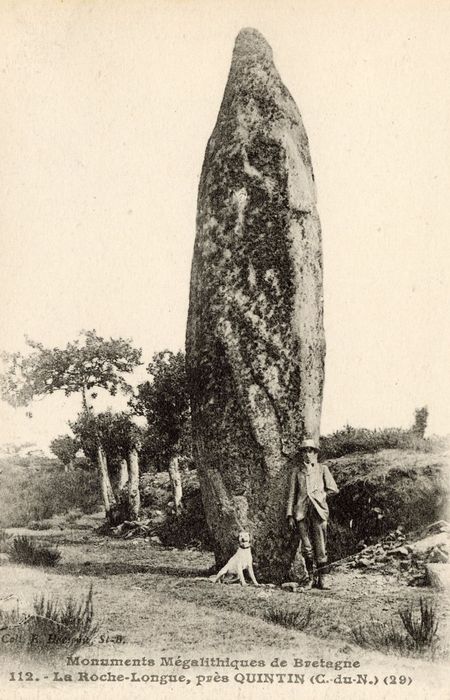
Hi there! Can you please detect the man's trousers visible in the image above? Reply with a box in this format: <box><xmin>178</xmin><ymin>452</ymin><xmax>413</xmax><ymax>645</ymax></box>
<box><xmin>296</xmin><ymin>507</ymin><xmax>328</xmax><ymax>564</ymax></box>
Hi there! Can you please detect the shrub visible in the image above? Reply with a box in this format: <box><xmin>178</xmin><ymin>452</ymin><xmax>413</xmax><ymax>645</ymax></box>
<box><xmin>0</xmin><ymin>529</ymin><xmax>12</xmax><ymax>553</ymax></box>
<box><xmin>325</xmin><ymin>448</ymin><xmax>448</xmax><ymax>561</ymax></box>
<box><xmin>264</xmin><ymin>606</ymin><xmax>312</xmax><ymax>631</ymax></box>
<box><xmin>351</xmin><ymin>618</ymin><xmax>409</xmax><ymax>654</ymax></box>
<box><xmin>398</xmin><ymin>597</ymin><xmax>438</xmax><ymax>651</ymax></box>
<box><xmin>319</xmin><ymin>426</ymin><xmax>447</xmax><ymax>461</ymax></box>
<box><xmin>0</xmin><ymin>586</ymin><xmax>98</xmax><ymax>657</ymax></box>
<box><xmin>351</xmin><ymin>597</ymin><xmax>439</xmax><ymax>656</ymax></box>
<box><xmin>0</xmin><ymin>457</ymin><xmax>100</xmax><ymax>528</ymax></box>
<box><xmin>9</xmin><ymin>536</ymin><xmax>61</xmax><ymax>567</ymax></box>
<box><xmin>141</xmin><ymin>469</ymin><xmax>213</xmax><ymax>549</ymax></box>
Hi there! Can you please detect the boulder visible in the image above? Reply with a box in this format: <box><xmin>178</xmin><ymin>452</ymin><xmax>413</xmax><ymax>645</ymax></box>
<box><xmin>410</xmin><ymin>532</ymin><xmax>448</xmax><ymax>555</ymax></box>
<box><xmin>281</xmin><ymin>582</ymin><xmax>299</xmax><ymax>592</ymax></box>
<box><xmin>425</xmin><ymin>563</ymin><xmax>450</xmax><ymax>590</ymax></box>
<box><xmin>186</xmin><ymin>28</ymin><xmax>324</xmax><ymax>581</ymax></box>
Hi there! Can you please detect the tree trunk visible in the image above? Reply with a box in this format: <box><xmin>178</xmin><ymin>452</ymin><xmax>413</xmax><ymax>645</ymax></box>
<box><xmin>96</xmin><ymin>444</ymin><xmax>117</xmax><ymax>521</ymax></box>
<box><xmin>118</xmin><ymin>458</ymin><xmax>129</xmax><ymax>491</ymax></box>
<box><xmin>112</xmin><ymin>457</ymin><xmax>129</xmax><ymax>500</ymax></box>
<box><xmin>127</xmin><ymin>446</ymin><xmax>140</xmax><ymax>520</ymax></box>
<box><xmin>168</xmin><ymin>455</ymin><xmax>183</xmax><ymax>516</ymax></box>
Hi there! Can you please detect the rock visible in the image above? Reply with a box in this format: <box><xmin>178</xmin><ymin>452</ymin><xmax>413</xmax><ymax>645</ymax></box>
<box><xmin>374</xmin><ymin>552</ymin><xmax>388</xmax><ymax>562</ymax></box>
<box><xmin>150</xmin><ymin>535</ymin><xmax>162</xmax><ymax>545</ymax></box>
<box><xmin>186</xmin><ymin>27</ymin><xmax>325</xmax><ymax>582</ymax></box>
<box><xmin>425</xmin><ymin>563</ymin><xmax>450</xmax><ymax>590</ymax></box>
<box><xmin>427</xmin><ymin>547</ymin><xmax>448</xmax><ymax>564</ymax></box>
<box><xmin>264</xmin><ymin>583</ymin><xmax>276</xmax><ymax>589</ymax></box>
<box><xmin>356</xmin><ymin>557</ymin><xmax>370</xmax><ymax>568</ymax></box>
<box><xmin>281</xmin><ymin>582</ymin><xmax>299</xmax><ymax>592</ymax></box>
<box><xmin>410</xmin><ymin>532</ymin><xmax>449</xmax><ymax>555</ymax></box>
<box><xmin>424</xmin><ymin>520</ymin><xmax>449</xmax><ymax>535</ymax></box>
<box><xmin>389</xmin><ymin>546</ymin><xmax>410</xmax><ymax>557</ymax></box>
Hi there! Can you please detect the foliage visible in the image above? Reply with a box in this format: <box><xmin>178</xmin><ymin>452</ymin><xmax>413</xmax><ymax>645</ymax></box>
<box><xmin>351</xmin><ymin>618</ymin><xmax>410</xmax><ymax>654</ymax></box>
<box><xmin>0</xmin><ymin>586</ymin><xmax>98</xmax><ymax>656</ymax></box>
<box><xmin>413</xmin><ymin>406</ymin><xmax>429</xmax><ymax>439</ymax></box>
<box><xmin>326</xmin><ymin>449</ymin><xmax>448</xmax><ymax>557</ymax></box>
<box><xmin>0</xmin><ymin>529</ymin><xmax>13</xmax><ymax>553</ymax></box>
<box><xmin>399</xmin><ymin>597</ymin><xmax>439</xmax><ymax>650</ymax></box>
<box><xmin>33</xmin><ymin>585</ymin><xmax>98</xmax><ymax>648</ymax></box>
<box><xmin>50</xmin><ymin>434</ymin><xmax>80</xmax><ymax>467</ymax></box>
<box><xmin>131</xmin><ymin>350</ymin><xmax>191</xmax><ymax>468</ymax></box>
<box><xmin>70</xmin><ymin>409</ymin><xmax>142</xmax><ymax>470</ymax></box>
<box><xmin>319</xmin><ymin>424</ymin><xmax>444</xmax><ymax>461</ymax></box>
<box><xmin>9</xmin><ymin>536</ymin><xmax>61</xmax><ymax>567</ymax></box>
<box><xmin>140</xmin><ymin>469</ymin><xmax>213</xmax><ymax>549</ymax></box>
<box><xmin>0</xmin><ymin>457</ymin><xmax>100</xmax><ymax>528</ymax></box>
<box><xmin>264</xmin><ymin>606</ymin><xmax>312</xmax><ymax>631</ymax></box>
<box><xmin>351</xmin><ymin>598</ymin><xmax>439</xmax><ymax>656</ymax></box>
<box><xmin>0</xmin><ymin>329</ymin><xmax>142</xmax><ymax>410</ymax></box>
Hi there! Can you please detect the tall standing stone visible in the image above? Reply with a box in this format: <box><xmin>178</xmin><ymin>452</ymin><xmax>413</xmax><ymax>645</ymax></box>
<box><xmin>186</xmin><ymin>28</ymin><xmax>325</xmax><ymax>581</ymax></box>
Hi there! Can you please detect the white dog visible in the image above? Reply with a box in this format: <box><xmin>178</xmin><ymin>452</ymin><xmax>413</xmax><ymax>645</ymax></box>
<box><xmin>213</xmin><ymin>531</ymin><xmax>259</xmax><ymax>586</ymax></box>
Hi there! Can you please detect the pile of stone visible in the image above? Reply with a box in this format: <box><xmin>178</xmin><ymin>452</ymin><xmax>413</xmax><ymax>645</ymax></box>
<box><xmin>347</xmin><ymin>520</ymin><xmax>449</xmax><ymax>587</ymax></box>
<box><xmin>109</xmin><ymin>520</ymin><xmax>155</xmax><ymax>539</ymax></box>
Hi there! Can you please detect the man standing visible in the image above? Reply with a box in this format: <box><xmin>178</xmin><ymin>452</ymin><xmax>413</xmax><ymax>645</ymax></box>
<box><xmin>286</xmin><ymin>438</ymin><xmax>338</xmax><ymax>589</ymax></box>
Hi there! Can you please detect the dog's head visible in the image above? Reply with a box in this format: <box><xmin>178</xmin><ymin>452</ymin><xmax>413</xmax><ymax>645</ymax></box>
<box><xmin>238</xmin><ymin>531</ymin><xmax>251</xmax><ymax>549</ymax></box>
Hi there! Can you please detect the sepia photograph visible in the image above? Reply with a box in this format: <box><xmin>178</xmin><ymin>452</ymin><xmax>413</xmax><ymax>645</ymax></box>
<box><xmin>0</xmin><ymin>1</ymin><xmax>449</xmax><ymax>698</ymax></box>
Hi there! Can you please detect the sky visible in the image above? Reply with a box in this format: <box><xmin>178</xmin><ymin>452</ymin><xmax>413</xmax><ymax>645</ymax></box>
<box><xmin>1</xmin><ymin>0</ymin><xmax>449</xmax><ymax>449</ymax></box>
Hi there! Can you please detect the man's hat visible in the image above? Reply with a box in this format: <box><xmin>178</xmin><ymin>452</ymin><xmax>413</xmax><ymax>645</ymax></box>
<box><xmin>299</xmin><ymin>437</ymin><xmax>318</xmax><ymax>451</ymax></box>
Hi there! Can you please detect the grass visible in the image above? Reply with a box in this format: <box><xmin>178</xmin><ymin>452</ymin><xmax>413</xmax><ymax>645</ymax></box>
<box><xmin>264</xmin><ymin>606</ymin><xmax>312</xmax><ymax>631</ymax></box>
<box><xmin>327</xmin><ymin>449</ymin><xmax>448</xmax><ymax>558</ymax></box>
<box><xmin>399</xmin><ymin>597</ymin><xmax>439</xmax><ymax>651</ymax></box>
<box><xmin>351</xmin><ymin>597</ymin><xmax>440</xmax><ymax>657</ymax></box>
<box><xmin>319</xmin><ymin>426</ymin><xmax>447</xmax><ymax>461</ymax></box>
<box><xmin>9</xmin><ymin>536</ymin><xmax>61</xmax><ymax>567</ymax></box>
<box><xmin>0</xmin><ymin>456</ymin><xmax>100</xmax><ymax>528</ymax></box>
<box><xmin>0</xmin><ymin>586</ymin><xmax>98</xmax><ymax>657</ymax></box>
<box><xmin>1</xmin><ymin>527</ymin><xmax>447</xmax><ymax>670</ymax></box>
<box><xmin>0</xmin><ymin>529</ymin><xmax>12</xmax><ymax>554</ymax></box>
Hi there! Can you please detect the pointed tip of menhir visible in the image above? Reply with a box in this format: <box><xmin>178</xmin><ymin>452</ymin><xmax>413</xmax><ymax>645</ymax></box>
<box><xmin>233</xmin><ymin>27</ymin><xmax>273</xmax><ymax>62</ymax></box>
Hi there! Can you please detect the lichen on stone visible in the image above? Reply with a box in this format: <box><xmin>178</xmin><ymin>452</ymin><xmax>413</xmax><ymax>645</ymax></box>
<box><xmin>186</xmin><ymin>28</ymin><xmax>325</xmax><ymax>580</ymax></box>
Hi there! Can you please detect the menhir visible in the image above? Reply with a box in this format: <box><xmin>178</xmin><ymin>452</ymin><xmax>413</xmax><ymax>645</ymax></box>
<box><xmin>186</xmin><ymin>28</ymin><xmax>325</xmax><ymax>581</ymax></box>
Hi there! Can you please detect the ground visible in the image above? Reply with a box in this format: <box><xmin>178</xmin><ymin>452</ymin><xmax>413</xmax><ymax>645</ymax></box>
<box><xmin>0</xmin><ymin>516</ymin><xmax>449</xmax><ymax>697</ymax></box>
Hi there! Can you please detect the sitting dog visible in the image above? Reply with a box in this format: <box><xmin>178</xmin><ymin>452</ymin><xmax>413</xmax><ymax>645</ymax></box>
<box><xmin>213</xmin><ymin>531</ymin><xmax>259</xmax><ymax>586</ymax></box>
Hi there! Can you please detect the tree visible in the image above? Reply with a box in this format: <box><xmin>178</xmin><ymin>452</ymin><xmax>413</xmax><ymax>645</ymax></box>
<box><xmin>0</xmin><ymin>330</ymin><xmax>142</xmax><ymax>411</ymax></box>
<box><xmin>50</xmin><ymin>435</ymin><xmax>80</xmax><ymax>472</ymax></box>
<box><xmin>413</xmin><ymin>406</ymin><xmax>429</xmax><ymax>439</ymax></box>
<box><xmin>70</xmin><ymin>409</ymin><xmax>142</xmax><ymax>520</ymax></box>
<box><xmin>130</xmin><ymin>350</ymin><xmax>191</xmax><ymax>514</ymax></box>
<box><xmin>0</xmin><ymin>330</ymin><xmax>142</xmax><ymax>521</ymax></box>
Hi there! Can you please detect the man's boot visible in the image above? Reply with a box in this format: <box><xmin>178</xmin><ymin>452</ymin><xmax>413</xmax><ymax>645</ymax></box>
<box><xmin>315</xmin><ymin>562</ymin><xmax>331</xmax><ymax>590</ymax></box>
<box><xmin>303</xmin><ymin>557</ymin><xmax>314</xmax><ymax>589</ymax></box>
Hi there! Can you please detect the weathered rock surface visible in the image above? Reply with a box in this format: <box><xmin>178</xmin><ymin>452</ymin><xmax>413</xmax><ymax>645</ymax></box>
<box><xmin>425</xmin><ymin>563</ymin><xmax>450</xmax><ymax>590</ymax></box>
<box><xmin>186</xmin><ymin>28</ymin><xmax>325</xmax><ymax>581</ymax></box>
<box><xmin>346</xmin><ymin>521</ymin><xmax>449</xmax><ymax>587</ymax></box>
